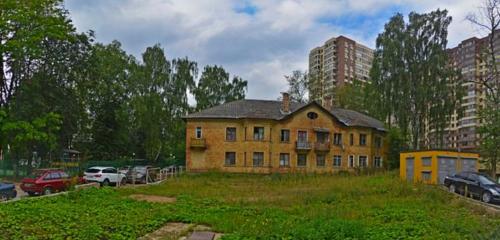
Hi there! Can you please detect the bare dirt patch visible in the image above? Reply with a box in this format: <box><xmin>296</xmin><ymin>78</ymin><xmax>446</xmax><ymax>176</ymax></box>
<box><xmin>129</xmin><ymin>194</ymin><xmax>176</xmax><ymax>203</ymax></box>
<box><xmin>139</xmin><ymin>222</ymin><xmax>192</xmax><ymax>240</ymax></box>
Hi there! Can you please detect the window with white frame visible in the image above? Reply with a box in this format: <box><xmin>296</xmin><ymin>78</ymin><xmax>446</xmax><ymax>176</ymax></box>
<box><xmin>253</xmin><ymin>152</ymin><xmax>264</xmax><ymax>167</ymax></box>
<box><xmin>279</xmin><ymin>153</ymin><xmax>290</xmax><ymax>167</ymax></box>
<box><xmin>225</xmin><ymin>152</ymin><xmax>236</xmax><ymax>166</ymax></box>
<box><xmin>333</xmin><ymin>133</ymin><xmax>342</xmax><ymax>145</ymax></box>
<box><xmin>297</xmin><ymin>154</ymin><xmax>307</xmax><ymax>167</ymax></box>
<box><xmin>316</xmin><ymin>154</ymin><xmax>326</xmax><ymax>167</ymax></box>
<box><xmin>253</xmin><ymin>127</ymin><xmax>264</xmax><ymax>141</ymax></box>
<box><xmin>195</xmin><ymin>127</ymin><xmax>202</xmax><ymax>139</ymax></box>
<box><xmin>359</xmin><ymin>156</ymin><xmax>368</xmax><ymax>167</ymax></box>
<box><xmin>226</xmin><ymin>127</ymin><xmax>236</xmax><ymax>141</ymax></box>
<box><xmin>333</xmin><ymin>155</ymin><xmax>342</xmax><ymax>167</ymax></box>
<box><xmin>349</xmin><ymin>155</ymin><xmax>355</xmax><ymax>168</ymax></box>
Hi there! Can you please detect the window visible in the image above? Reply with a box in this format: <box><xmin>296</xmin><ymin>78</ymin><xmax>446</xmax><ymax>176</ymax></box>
<box><xmin>45</xmin><ymin>172</ymin><xmax>61</xmax><ymax>180</ymax></box>
<box><xmin>253</xmin><ymin>127</ymin><xmax>264</xmax><ymax>141</ymax></box>
<box><xmin>253</xmin><ymin>152</ymin><xmax>264</xmax><ymax>167</ymax></box>
<box><xmin>359</xmin><ymin>134</ymin><xmax>367</xmax><ymax>146</ymax></box>
<box><xmin>298</xmin><ymin>130</ymin><xmax>308</xmax><ymax>142</ymax></box>
<box><xmin>422</xmin><ymin>157</ymin><xmax>431</xmax><ymax>167</ymax></box>
<box><xmin>279</xmin><ymin>153</ymin><xmax>290</xmax><ymax>167</ymax></box>
<box><xmin>333</xmin><ymin>133</ymin><xmax>342</xmax><ymax>145</ymax></box>
<box><xmin>359</xmin><ymin>156</ymin><xmax>367</xmax><ymax>168</ymax></box>
<box><xmin>349</xmin><ymin>155</ymin><xmax>355</xmax><ymax>168</ymax></box>
<box><xmin>225</xmin><ymin>152</ymin><xmax>236</xmax><ymax>166</ymax></box>
<box><xmin>316</xmin><ymin>154</ymin><xmax>325</xmax><ymax>167</ymax></box>
<box><xmin>60</xmin><ymin>172</ymin><xmax>69</xmax><ymax>178</ymax></box>
<box><xmin>333</xmin><ymin>155</ymin><xmax>342</xmax><ymax>167</ymax></box>
<box><xmin>374</xmin><ymin>136</ymin><xmax>382</xmax><ymax>148</ymax></box>
<box><xmin>421</xmin><ymin>171</ymin><xmax>431</xmax><ymax>181</ymax></box>
<box><xmin>374</xmin><ymin>157</ymin><xmax>382</xmax><ymax>168</ymax></box>
<box><xmin>195</xmin><ymin>127</ymin><xmax>202</xmax><ymax>139</ymax></box>
<box><xmin>226</xmin><ymin>127</ymin><xmax>237</xmax><ymax>141</ymax></box>
<box><xmin>350</xmin><ymin>134</ymin><xmax>354</xmax><ymax>146</ymax></box>
<box><xmin>307</xmin><ymin>112</ymin><xmax>318</xmax><ymax>119</ymax></box>
<box><xmin>103</xmin><ymin>168</ymin><xmax>117</xmax><ymax>174</ymax></box>
<box><xmin>280</xmin><ymin>129</ymin><xmax>290</xmax><ymax>142</ymax></box>
<box><xmin>297</xmin><ymin>154</ymin><xmax>307</xmax><ymax>167</ymax></box>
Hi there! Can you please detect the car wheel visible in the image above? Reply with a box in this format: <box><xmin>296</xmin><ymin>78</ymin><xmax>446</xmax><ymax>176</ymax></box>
<box><xmin>482</xmin><ymin>191</ymin><xmax>492</xmax><ymax>203</ymax></box>
<box><xmin>0</xmin><ymin>193</ymin><xmax>8</xmax><ymax>202</ymax></box>
<box><xmin>449</xmin><ymin>184</ymin><xmax>456</xmax><ymax>194</ymax></box>
<box><xmin>120</xmin><ymin>178</ymin><xmax>126</xmax><ymax>186</ymax></box>
<box><xmin>102</xmin><ymin>179</ymin><xmax>110</xmax><ymax>187</ymax></box>
<box><xmin>43</xmin><ymin>187</ymin><xmax>52</xmax><ymax>195</ymax></box>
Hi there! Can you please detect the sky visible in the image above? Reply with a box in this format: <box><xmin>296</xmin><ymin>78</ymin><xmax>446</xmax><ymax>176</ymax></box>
<box><xmin>64</xmin><ymin>0</ymin><xmax>487</xmax><ymax>102</ymax></box>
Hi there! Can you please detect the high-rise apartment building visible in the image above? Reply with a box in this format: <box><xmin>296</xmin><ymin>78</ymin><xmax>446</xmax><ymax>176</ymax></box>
<box><xmin>308</xmin><ymin>36</ymin><xmax>374</xmax><ymax>103</ymax></box>
<box><xmin>428</xmin><ymin>34</ymin><xmax>497</xmax><ymax>151</ymax></box>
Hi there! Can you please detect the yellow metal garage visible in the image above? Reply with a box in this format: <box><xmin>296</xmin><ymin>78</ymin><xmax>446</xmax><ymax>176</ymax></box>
<box><xmin>400</xmin><ymin>150</ymin><xmax>479</xmax><ymax>185</ymax></box>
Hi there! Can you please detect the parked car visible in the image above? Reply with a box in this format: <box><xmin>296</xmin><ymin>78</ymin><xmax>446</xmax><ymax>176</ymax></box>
<box><xmin>83</xmin><ymin>167</ymin><xmax>126</xmax><ymax>186</ymax></box>
<box><xmin>444</xmin><ymin>171</ymin><xmax>500</xmax><ymax>203</ymax></box>
<box><xmin>20</xmin><ymin>169</ymin><xmax>72</xmax><ymax>196</ymax></box>
<box><xmin>0</xmin><ymin>182</ymin><xmax>17</xmax><ymax>201</ymax></box>
<box><xmin>126</xmin><ymin>165</ymin><xmax>155</xmax><ymax>184</ymax></box>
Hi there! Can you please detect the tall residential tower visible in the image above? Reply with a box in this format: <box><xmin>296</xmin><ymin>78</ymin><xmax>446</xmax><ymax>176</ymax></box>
<box><xmin>308</xmin><ymin>36</ymin><xmax>373</xmax><ymax>103</ymax></box>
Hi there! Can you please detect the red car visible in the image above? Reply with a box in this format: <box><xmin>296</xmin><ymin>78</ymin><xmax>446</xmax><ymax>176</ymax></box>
<box><xmin>20</xmin><ymin>169</ymin><xmax>73</xmax><ymax>196</ymax></box>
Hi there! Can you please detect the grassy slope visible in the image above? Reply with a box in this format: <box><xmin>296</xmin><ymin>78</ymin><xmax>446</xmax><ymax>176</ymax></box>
<box><xmin>0</xmin><ymin>172</ymin><xmax>499</xmax><ymax>239</ymax></box>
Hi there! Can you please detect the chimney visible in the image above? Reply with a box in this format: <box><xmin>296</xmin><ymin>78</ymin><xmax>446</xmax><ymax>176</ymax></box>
<box><xmin>281</xmin><ymin>92</ymin><xmax>290</xmax><ymax>113</ymax></box>
<box><xmin>323</xmin><ymin>95</ymin><xmax>332</xmax><ymax>110</ymax></box>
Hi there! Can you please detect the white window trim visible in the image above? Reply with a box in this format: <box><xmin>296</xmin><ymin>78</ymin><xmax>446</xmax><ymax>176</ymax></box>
<box><xmin>195</xmin><ymin>127</ymin><xmax>202</xmax><ymax>139</ymax></box>
<box><xmin>358</xmin><ymin>155</ymin><xmax>368</xmax><ymax>168</ymax></box>
<box><xmin>348</xmin><ymin>155</ymin><xmax>355</xmax><ymax>168</ymax></box>
<box><xmin>297</xmin><ymin>129</ymin><xmax>308</xmax><ymax>142</ymax></box>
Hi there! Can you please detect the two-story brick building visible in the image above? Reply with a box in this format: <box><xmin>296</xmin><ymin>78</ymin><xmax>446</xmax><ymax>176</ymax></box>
<box><xmin>184</xmin><ymin>93</ymin><xmax>388</xmax><ymax>173</ymax></box>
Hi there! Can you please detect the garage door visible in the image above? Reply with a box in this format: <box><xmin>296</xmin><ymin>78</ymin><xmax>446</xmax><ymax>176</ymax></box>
<box><xmin>438</xmin><ymin>157</ymin><xmax>456</xmax><ymax>184</ymax></box>
<box><xmin>461</xmin><ymin>158</ymin><xmax>476</xmax><ymax>172</ymax></box>
<box><xmin>406</xmin><ymin>157</ymin><xmax>414</xmax><ymax>182</ymax></box>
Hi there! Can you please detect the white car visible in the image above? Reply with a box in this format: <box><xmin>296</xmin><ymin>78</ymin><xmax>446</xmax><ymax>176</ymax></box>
<box><xmin>83</xmin><ymin>167</ymin><xmax>126</xmax><ymax>186</ymax></box>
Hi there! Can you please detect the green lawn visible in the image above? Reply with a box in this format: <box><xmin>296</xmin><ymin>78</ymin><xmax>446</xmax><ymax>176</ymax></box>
<box><xmin>0</xmin><ymin>172</ymin><xmax>499</xmax><ymax>239</ymax></box>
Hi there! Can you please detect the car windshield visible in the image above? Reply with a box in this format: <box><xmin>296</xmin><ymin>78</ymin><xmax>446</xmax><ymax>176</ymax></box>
<box><xmin>478</xmin><ymin>175</ymin><xmax>496</xmax><ymax>185</ymax></box>
<box><xmin>85</xmin><ymin>168</ymin><xmax>101</xmax><ymax>173</ymax></box>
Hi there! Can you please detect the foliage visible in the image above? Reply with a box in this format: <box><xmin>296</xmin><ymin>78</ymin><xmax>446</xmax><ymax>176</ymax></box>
<box><xmin>334</xmin><ymin>80</ymin><xmax>368</xmax><ymax>112</ymax></box>
<box><xmin>386</xmin><ymin>127</ymin><xmax>407</xmax><ymax>169</ymax></box>
<box><xmin>0</xmin><ymin>0</ymin><xmax>74</xmax><ymax>107</ymax></box>
<box><xmin>193</xmin><ymin>65</ymin><xmax>248</xmax><ymax>111</ymax></box>
<box><xmin>1</xmin><ymin>173</ymin><xmax>498</xmax><ymax>239</ymax></box>
<box><xmin>284</xmin><ymin>70</ymin><xmax>309</xmax><ymax>103</ymax></box>
<box><xmin>370</xmin><ymin>10</ymin><xmax>463</xmax><ymax>150</ymax></box>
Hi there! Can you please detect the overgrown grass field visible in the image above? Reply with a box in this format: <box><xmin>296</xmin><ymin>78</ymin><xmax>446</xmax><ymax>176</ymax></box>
<box><xmin>0</xmin><ymin>172</ymin><xmax>499</xmax><ymax>239</ymax></box>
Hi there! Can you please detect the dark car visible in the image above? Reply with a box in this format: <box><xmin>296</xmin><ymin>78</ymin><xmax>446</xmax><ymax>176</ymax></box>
<box><xmin>126</xmin><ymin>165</ymin><xmax>156</xmax><ymax>184</ymax></box>
<box><xmin>0</xmin><ymin>182</ymin><xmax>17</xmax><ymax>201</ymax></box>
<box><xmin>444</xmin><ymin>171</ymin><xmax>500</xmax><ymax>203</ymax></box>
<box><xmin>20</xmin><ymin>169</ymin><xmax>72</xmax><ymax>196</ymax></box>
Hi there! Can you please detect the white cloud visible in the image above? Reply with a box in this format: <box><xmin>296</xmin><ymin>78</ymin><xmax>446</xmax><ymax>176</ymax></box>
<box><xmin>65</xmin><ymin>0</ymin><xmax>488</xmax><ymax>101</ymax></box>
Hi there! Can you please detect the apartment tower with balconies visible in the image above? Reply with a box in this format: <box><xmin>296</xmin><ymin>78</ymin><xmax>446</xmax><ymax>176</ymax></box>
<box><xmin>308</xmin><ymin>36</ymin><xmax>374</xmax><ymax>103</ymax></box>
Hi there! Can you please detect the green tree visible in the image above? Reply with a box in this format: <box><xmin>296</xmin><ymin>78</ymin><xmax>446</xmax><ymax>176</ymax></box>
<box><xmin>194</xmin><ymin>65</ymin><xmax>247</xmax><ymax>110</ymax></box>
<box><xmin>370</xmin><ymin>10</ymin><xmax>462</xmax><ymax>150</ymax></box>
<box><xmin>284</xmin><ymin>70</ymin><xmax>309</xmax><ymax>103</ymax></box>
<box><xmin>82</xmin><ymin>41</ymin><xmax>136</xmax><ymax>160</ymax></box>
<box><xmin>0</xmin><ymin>0</ymin><xmax>74</xmax><ymax>107</ymax></box>
<box><xmin>334</xmin><ymin>80</ymin><xmax>368</xmax><ymax>112</ymax></box>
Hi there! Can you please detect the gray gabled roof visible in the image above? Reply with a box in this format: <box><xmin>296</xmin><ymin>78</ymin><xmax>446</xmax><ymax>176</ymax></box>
<box><xmin>184</xmin><ymin>99</ymin><xmax>386</xmax><ymax>131</ymax></box>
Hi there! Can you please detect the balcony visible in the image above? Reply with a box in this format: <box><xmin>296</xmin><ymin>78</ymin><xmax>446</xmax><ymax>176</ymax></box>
<box><xmin>314</xmin><ymin>141</ymin><xmax>331</xmax><ymax>152</ymax></box>
<box><xmin>190</xmin><ymin>138</ymin><xmax>207</xmax><ymax>149</ymax></box>
<box><xmin>295</xmin><ymin>141</ymin><xmax>312</xmax><ymax>151</ymax></box>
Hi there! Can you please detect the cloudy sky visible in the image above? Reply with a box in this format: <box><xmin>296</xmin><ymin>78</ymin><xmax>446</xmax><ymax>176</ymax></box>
<box><xmin>64</xmin><ymin>0</ymin><xmax>486</xmax><ymax>101</ymax></box>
